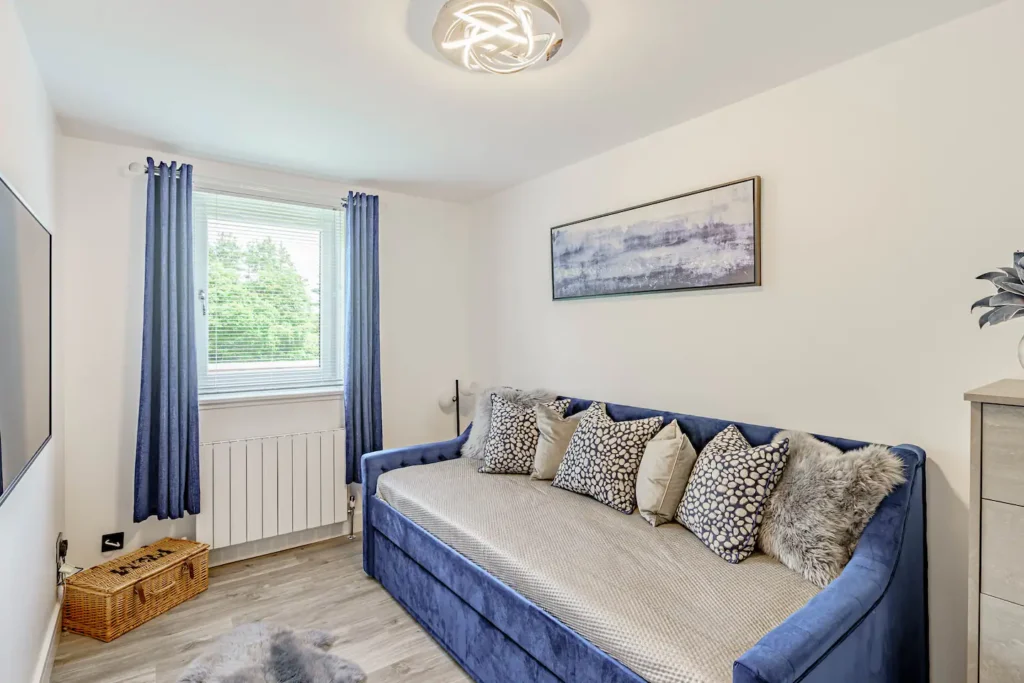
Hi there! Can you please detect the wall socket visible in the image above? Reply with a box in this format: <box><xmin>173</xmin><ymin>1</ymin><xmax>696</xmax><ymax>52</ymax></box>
<box><xmin>56</xmin><ymin>533</ymin><xmax>68</xmax><ymax>585</ymax></box>
<box><xmin>101</xmin><ymin>532</ymin><xmax>125</xmax><ymax>553</ymax></box>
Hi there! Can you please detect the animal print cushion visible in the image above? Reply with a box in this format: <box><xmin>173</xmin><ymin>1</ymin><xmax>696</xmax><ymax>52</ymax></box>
<box><xmin>552</xmin><ymin>403</ymin><xmax>663</xmax><ymax>513</ymax></box>
<box><xmin>678</xmin><ymin>425</ymin><xmax>789</xmax><ymax>564</ymax></box>
<box><xmin>479</xmin><ymin>396</ymin><xmax>571</xmax><ymax>475</ymax></box>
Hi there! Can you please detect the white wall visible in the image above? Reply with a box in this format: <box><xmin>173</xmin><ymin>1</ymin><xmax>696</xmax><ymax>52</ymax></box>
<box><xmin>468</xmin><ymin>2</ymin><xmax>1024</xmax><ymax>680</ymax></box>
<box><xmin>0</xmin><ymin>0</ymin><xmax>62</xmax><ymax>681</ymax></box>
<box><xmin>60</xmin><ymin>136</ymin><xmax>473</xmax><ymax>569</ymax></box>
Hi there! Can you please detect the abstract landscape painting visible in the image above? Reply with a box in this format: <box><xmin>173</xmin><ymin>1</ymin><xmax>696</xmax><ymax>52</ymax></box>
<box><xmin>551</xmin><ymin>177</ymin><xmax>760</xmax><ymax>300</ymax></box>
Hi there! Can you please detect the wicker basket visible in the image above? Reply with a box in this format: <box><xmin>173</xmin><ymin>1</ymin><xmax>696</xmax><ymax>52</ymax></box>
<box><xmin>63</xmin><ymin>537</ymin><xmax>209</xmax><ymax>642</ymax></box>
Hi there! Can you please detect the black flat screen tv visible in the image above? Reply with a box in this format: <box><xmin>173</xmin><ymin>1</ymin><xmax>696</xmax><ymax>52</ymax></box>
<box><xmin>0</xmin><ymin>172</ymin><xmax>52</xmax><ymax>505</ymax></box>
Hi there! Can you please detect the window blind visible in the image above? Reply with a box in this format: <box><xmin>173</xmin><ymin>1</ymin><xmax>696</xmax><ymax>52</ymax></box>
<box><xmin>193</xmin><ymin>189</ymin><xmax>344</xmax><ymax>395</ymax></box>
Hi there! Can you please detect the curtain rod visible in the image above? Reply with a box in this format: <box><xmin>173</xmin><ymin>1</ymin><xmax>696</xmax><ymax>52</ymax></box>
<box><xmin>128</xmin><ymin>161</ymin><xmax>184</xmax><ymax>177</ymax></box>
<box><xmin>127</xmin><ymin>162</ymin><xmax>348</xmax><ymax>208</ymax></box>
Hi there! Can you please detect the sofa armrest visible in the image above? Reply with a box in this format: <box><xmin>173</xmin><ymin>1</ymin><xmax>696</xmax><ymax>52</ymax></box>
<box><xmin>361</xmin><ymin>429</ymin><xmax>470</xmax><ymax>498</ymax></box>
<box><xmin>361</xmin><ymin>429</ymin><xmax>470</xmax><ymax>577</ymax></box>
<box><xmin>734</xmin><ymin>444</ymin><xmax>927</xmax><ymax>683</ymax></box>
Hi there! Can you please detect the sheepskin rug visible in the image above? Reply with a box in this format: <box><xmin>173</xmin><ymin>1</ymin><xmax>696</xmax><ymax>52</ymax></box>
<box><xmin>177</xmin><ymin>623</ymin><xmax>366</xmax><ymax>683</ymax></box>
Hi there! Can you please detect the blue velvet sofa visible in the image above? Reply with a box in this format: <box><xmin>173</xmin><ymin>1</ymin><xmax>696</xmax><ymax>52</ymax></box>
<box><xmin>361</xmin><ymin>398</ymin><xmax>928</xmax><ymax>683</ymax></box>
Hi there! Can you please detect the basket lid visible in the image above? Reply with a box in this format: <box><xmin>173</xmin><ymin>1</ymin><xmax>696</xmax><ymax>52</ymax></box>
<box><xmin>66</xmin><ymin>537</ymin><xmax>209</xmax><ymax>594</ymax></box>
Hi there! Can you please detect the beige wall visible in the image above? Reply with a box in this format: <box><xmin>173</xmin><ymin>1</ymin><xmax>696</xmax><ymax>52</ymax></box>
<box><xmin>0</xmin><ymin>0</ymin><xmax>62</xmax><ymax>681</ymax></box>
<box><xmin>468</xmin><ymin>2</ymin><xmax>1024</xmax><ymax>679</ymax></box>
<box><xmin>59</xmin><ymin>136</ymin><xmax>473</xmax><ymax>569</ymax></box>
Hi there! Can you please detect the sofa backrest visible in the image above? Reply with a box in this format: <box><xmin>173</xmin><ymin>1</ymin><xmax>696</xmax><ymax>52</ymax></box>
<box><xmin>562</xmin><ymin>397</ymin><xmax>872</xmax><ymax>454</ymax></box>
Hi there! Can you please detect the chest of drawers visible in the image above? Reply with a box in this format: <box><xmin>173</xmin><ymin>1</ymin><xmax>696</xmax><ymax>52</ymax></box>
<box><xmin>966</xmin><ymin>380</ymin><xmax>1024</xmax><ymax>683</ymax></box>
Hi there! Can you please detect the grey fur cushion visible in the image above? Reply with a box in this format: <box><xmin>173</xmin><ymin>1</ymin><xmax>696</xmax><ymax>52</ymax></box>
<box><xmin>758</xmin><ymin>431</ymin><xmax>906</xmax><ymax>587</ymax></box>
<box><xmin>177</xmin><ymin>623</ymin><xmax>365</xmax><ymax>683</ymax></box>
<box><xmin>461</xmin><ymin>387</ymin><xmax>558</xmax><ymax>460</ymax></box>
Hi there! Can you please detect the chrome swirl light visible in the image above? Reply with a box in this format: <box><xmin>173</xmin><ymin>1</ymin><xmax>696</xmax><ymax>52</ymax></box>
<box><xmin>433</xmin><ymin>0</ymin><xmax>564</xmax><ymax>75</ymax></box>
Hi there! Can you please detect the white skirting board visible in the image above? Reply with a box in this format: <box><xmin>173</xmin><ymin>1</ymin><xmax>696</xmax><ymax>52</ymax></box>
<box><xmin>196</xmin><ymin>429</ymin><xmax>350</xmax><ymax>550</ymax></box>
<box><xmin>32</xmin><ymin>594</ymin><xmax>62</xmax><ymax>683</ymax></box>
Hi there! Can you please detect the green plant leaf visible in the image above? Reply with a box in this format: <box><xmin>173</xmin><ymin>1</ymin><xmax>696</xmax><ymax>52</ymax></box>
<box><xmin>1001</xmin><ymin>267</ymin><xmax>1021</xmax><ymax>279</ymax></box>
<box><xmin>980</xmin><ymin>306</ymin><xmax>1024</xmax><ymax>328</ymax></box>
<box><xmin>995</xmin><ymin>278</ymin><xmax>1024</xmax><ymax>296</ymax></box>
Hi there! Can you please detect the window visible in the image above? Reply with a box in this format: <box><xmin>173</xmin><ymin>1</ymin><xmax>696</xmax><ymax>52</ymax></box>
<box><xmin>193</xmin><ymin>189</ymin><xmax>344</xmax><ymax>396</ymax></box>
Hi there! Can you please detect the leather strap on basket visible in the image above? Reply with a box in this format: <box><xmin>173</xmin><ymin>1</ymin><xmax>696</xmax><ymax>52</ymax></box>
<box><xmin>130</xmin><ymin>552</ymin><xmax>197</xmax><ymax>605</ymax></box>
<box><xmin>135</xmin><ymin>579</ymin><xmax>179</xmax><ymax>605</ymax></box>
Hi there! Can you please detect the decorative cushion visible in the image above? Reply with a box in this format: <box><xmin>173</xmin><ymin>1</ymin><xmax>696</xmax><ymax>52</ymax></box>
<box><xmin>635</xmin><ymin>421</ymin><xmax>698</xmax><ymax>526</ymax></box>
<box><xmin>461</xmin><ymin>387</ymin><xmax>559</xmax><ymax>460</ymax></box>
<box><xmin>479</xmin><ymin>396</ymin><xmax>570</xmax><ymax>474</ymax></box>
<box><xmin>531</xmin><ymin>404</ymin><xmax>583</xmax><ymax>480</ymax></box>
<box><xmin>758</xmin><ymin>430</ymin><xmax>905</xmax><ymax>587</ymax></box>
<box><xmin>552</xmin><ymin>403</ymin><xmax>663</xmax><ymax>513</ymax></box>
<box><xmin>678</xmin><ymin>425</ymin><xmax>789</xmax><ymax>563</ymax></box>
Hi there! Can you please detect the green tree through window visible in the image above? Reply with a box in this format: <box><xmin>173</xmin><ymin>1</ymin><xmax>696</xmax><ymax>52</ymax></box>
<box><xmin>208</xmin><ymin>236</ymin><xmax>320</xmax><ymax>364</ymax></box>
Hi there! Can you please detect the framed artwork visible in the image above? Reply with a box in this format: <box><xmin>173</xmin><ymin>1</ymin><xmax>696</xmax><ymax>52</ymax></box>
<box><xmin>550</xmin><ymin>176</ymin><xmax>761</xmax><ymax>300</ymax></box>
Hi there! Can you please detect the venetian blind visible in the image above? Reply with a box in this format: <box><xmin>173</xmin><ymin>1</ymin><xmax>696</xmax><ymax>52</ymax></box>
<box><xmin>193</xmin><ymin>189</ymin><xmax>344</xmax><ymax>395</ymax></box>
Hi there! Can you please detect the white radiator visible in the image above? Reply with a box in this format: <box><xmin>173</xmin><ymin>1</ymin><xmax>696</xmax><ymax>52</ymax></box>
<box><xmin>196</xmin><ymin>429</ymin><xmax>347</xmax><ymax>549</ymax></box>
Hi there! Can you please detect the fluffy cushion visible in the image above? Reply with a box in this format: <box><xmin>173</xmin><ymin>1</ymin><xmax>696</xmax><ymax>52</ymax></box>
<box><xmin>531</xmin><ymin>404</ymin><xmax>583</xmax><ymax>480</ymax></box>
<box><xmin>678</xmin><ymin>425</ymin><xmax>789</xmax><ymax>563</ymax></box>
<box><xmin>552</xmin><ymin>403</ymin><xmax>663</xmax><ymax>513</ymax></box>
<box><xmin>479</xmin><ymin>396</ymin><xmax>570</xmax><ymax>474</ymax></box>
<box><xmin>462</xmin><ymin>387</ymin><xmax>559</xmax><ymax>460</ymax></box>
<box><xmin>758</xmin><ymin>430</ymin><xmax>906</xmax><ymax>587</ymax></box>
<box><xmin>635</xmin><ymin>420</ymin><xmax>698</xmax><ymax>526</ymax></box>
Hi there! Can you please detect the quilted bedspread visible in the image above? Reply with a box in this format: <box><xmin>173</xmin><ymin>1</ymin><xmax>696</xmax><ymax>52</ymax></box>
<box><xmin>376</xmin><ymin>457</ymin><xmax>820</xmax><ymax>683</ymax></box>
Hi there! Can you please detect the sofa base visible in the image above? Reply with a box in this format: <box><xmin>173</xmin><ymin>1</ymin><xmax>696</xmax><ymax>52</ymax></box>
<box><xmin>376</xmin><ymin>533</ymin><xmax>559</xmax><ymax>683</ymax></box>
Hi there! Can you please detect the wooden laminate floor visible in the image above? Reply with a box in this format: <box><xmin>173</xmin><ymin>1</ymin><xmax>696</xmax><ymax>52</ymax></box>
<box><xmin>52</xmin><ymin>537</ymin><xmax>472</xmax><ymax>683</ymax></box>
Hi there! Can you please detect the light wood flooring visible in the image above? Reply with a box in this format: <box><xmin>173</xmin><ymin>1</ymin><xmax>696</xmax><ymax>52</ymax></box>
<box><xmin>52</xmin><ymin>537</ymin><xmax>472</xmax><ymax>683</ymax></box>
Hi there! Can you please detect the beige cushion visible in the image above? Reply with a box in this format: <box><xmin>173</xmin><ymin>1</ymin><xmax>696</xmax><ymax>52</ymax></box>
<box><xmin>531</xmin><ymin>404</ymin><xmax>583</xmax><ymax>480</ymax></box>
<box><xmin>636</xmin><ymin>421</ymin><xmax>697</xmax><ymax>526</ymax></box>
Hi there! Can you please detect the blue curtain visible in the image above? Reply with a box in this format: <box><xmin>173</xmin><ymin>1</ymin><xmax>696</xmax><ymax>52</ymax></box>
<box><xmin>133</xmin><ymin>158</ymin><xmax>200</xmax><ymax>522</ymax></box>
<box><xmin>344</xmin><ymin>192</ymin><xmax>383</xmax><ymax>484</ymax></box>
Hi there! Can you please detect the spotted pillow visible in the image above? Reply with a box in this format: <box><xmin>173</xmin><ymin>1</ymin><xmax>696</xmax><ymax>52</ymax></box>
<box><xmin>678</xmin><ymin>425</ymin><xmax>789</xmax><ymax>564</ymax></box>
<box><xmin>479</xmin><ymin>396</ymin><xmax>571</xmax><ymax>474</ymax></box>
<box><xmin>552</xmin><ymin>403</ymin><xmax>663</xmax><ymax>513</ymax></box>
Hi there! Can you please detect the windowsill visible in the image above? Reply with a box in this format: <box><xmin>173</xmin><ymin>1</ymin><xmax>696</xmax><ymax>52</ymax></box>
<box><xmin>199</xmin><ymin>386</ymin><xmax>343</xmax><ymax>410</ymax></box>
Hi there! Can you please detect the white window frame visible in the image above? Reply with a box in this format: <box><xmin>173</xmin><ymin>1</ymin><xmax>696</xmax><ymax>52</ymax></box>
<box><xmin>192</xmin><ymin>181</ymin><xmax>345</xmax><ymax>398</ymax></box>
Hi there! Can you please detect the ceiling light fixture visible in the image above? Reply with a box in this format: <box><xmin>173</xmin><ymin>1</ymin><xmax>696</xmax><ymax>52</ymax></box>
<box><xmin>433</xmin><ymin>0</ymin><xmax>564</xmax><ymax>75</ymax></box>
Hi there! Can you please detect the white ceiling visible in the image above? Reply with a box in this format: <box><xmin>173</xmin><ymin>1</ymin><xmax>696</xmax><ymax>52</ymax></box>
<box><xmin>15</xmin><ymin>0</ymin><xmax>1000</xmax><ymax>201</ymax></box>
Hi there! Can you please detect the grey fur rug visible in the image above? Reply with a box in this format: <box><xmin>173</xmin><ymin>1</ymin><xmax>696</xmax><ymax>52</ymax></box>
<box><xmin>177</xmin><ymin>623</ymin><xmax>366</xmax><ymax>683</ymax></box>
